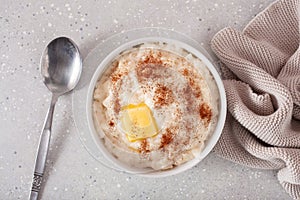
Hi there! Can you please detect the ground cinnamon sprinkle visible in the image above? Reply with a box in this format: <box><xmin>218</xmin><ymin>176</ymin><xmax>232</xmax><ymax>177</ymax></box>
<box><xmin>159</xmin><ymin>128</ymin><xmax>173</xmax><ymax>148</ymax></box>
<box><xmin>181</xmin><ymin>68</ymin><xmax>203</xmax><ymax>98</ymax></box>
<box><xmin>141</xmin><ymin>53</ymin><xmax>163</xmax><ymax>65</ymax></box>
<box><xmin>183</xmin><ymin>68</ymin><xmax>189</xmax><ymax>76</ymax></box>
<box><xmin>114</xmin><ymin>98</ymin><xmax>121</xmax><ymax>114</ymax></box>
<box><xmin>182</xmin><ymin>86</ymin><xmax>196</xmax><ymax>113</ymax></box>
<box><xmin>199</xmin><ymin>103</ymin><xmax>212</xmax><ymax>126</ymax></box>
<box><xmin>136</xmin><ymin>53</ymin><xmax>164</xmax><ymax>82</ymax></box>
<box><xmin>108</xmin><ymin>120</ymin><xmax>114</xmax><ymax>127</ymax></box>
<box><xmin>111</xmin><ymin>73</ymin><xmax>122</xmax><ymax>83</ymax></box>
<box><xmin>139</xmin><ymin>139</ymin><xmax>150</xmax><ymax>153</ymax></box>
<box><xmin>111</xmin><ymin>71</ymin><xmax>129</xmax><ymax>83</ymax></box>
<box><xmin>110</xmin><ymin>61</ymin><xmax>127</xmax><ymax>83</ymax></box>
<box><xmin>153</xmin><ymin>84</ymin><xmax>174</xmax><ymax>108</ymax></box>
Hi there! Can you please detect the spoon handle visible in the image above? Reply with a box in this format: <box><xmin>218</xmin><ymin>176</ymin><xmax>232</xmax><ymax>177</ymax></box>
<box><xmin>29</xmin><ymin>94</ymin><xmax>58</xmax><ymax>200</ymax></box>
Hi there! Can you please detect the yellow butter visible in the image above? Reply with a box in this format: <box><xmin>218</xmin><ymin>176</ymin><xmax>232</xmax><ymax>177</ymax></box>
<box><xmin>121</xmin><ymin>103</ymin><xmax>158</xmax><ymax>142</ymax></box>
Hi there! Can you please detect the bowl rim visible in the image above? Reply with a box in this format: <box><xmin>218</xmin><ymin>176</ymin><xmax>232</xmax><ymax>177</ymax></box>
<box><xmin>86</xmin><ymin>37</ymin><xmax>227</xmax><ymax>177</ymax></box>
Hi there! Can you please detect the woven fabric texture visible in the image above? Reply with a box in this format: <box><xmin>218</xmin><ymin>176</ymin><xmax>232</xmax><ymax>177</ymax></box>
<box><xmin>211</xmin><ymin>0</ymin><xmax>300</xmax><ymax>199</ymax></box>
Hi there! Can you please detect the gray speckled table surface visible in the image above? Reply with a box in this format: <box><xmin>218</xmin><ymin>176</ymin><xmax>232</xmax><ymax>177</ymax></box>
<box><xmin>0</xmin><ymin>0</ymin><xmax>292</xmax><ymax>199</ymax></box>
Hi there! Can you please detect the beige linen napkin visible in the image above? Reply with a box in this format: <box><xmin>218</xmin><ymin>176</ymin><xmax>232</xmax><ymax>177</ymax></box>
<box><xmin>210</xmin><ymin>0</ymin><xmax>300</xmax><ymax>199</ymax></box>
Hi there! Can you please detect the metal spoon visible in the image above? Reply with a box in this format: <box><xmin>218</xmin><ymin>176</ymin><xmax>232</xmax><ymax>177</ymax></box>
<box><xmin>29</xmin><ymin>37</ymin><xmax>82</xmax><ymax>200</ymax></box>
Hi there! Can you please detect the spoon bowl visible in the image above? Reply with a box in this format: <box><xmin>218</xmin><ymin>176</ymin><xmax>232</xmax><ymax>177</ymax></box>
<box><xmin>41</xmin><ymin>37</ymin><xmax>82</xmax><ymax>94</ymax></box>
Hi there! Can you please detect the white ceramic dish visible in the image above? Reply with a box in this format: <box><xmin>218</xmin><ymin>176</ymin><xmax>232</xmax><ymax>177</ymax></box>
<box><xmin>85</xmin><ymin>36</ymin><xmax>226</xmax><ymax>177</ymax></box>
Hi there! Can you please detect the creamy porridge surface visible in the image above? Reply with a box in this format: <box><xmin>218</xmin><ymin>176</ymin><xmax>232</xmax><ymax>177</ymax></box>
<box><xmin>93</xmin><ymin>42</ymin><xmax>219</xmax><ymax>170</ymax></box>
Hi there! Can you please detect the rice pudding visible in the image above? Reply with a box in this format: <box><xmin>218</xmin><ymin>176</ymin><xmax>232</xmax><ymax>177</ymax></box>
<box><xmin>92</xmin><ymin>42</ymin><xmax>219</xmax><ymax>170</ymax></box>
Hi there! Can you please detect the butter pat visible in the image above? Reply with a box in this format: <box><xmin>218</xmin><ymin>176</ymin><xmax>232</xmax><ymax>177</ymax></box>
<box><xmin>121</xmin><ymin>103</ymin><xmax>158</xmax><ymax>142</ymax></box>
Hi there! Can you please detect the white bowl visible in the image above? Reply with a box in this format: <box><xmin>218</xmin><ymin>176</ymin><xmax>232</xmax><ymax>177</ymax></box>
<box><xmin>86</xmin><ymin>37</ymin><xmax>226</xmax><ymax>177</ymax></box>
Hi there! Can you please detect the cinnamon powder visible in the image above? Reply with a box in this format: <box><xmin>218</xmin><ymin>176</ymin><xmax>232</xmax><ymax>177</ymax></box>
<box><xmin>199</xmin><ymin>103</ymin><xmax>212</xmax><ymax>126</ymax></box>
<box><xmin>153</xmin><ymin>84</ymin><xmax>174</xmax><ymax>108</ymax></box>
<box><xmin>139</xmin><ymin>139</ymin><xmax>150</xmax><ymax>153</ymax></box>
<box><xmin>159</xmin><ymin>128</ymin><xmax>173</xmax><ymax>149</ymax></box>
